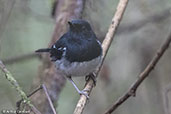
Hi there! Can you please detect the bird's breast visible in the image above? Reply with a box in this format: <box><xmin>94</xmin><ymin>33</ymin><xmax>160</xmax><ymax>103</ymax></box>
<box><xmin>55</xmin><ymin>55</ymin><xmax>102</xmax><ymax>77</ymax></box>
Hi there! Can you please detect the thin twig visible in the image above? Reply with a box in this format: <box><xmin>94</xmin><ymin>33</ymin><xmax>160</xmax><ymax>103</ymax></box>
<box><xmin>42</xmin><ymin>84</ymin><xmax>57</xmax><ymax>114</ymax></box>
<box><xmin>104</xmin><ymin>32</ymin><xmax>171</xmax><ymax>114</ymax></box>
<box><xmin>73</xmin><ymin>0</ymin><xmax>129</xmax><ymax>114</ymax></box>
<box><xmin>117</xmin><ymin>7</ymin><xmax>171</xmax><ymax>35</ymax></box>
<box><xmin>17</xmin><ymin>84</ymin><xmax>57</xmax><ymax>114</ymax></box>
<box><xmin>3</xmin><ymin>53</ymin><xmax>38</xmax><ymax>65</ymax></box>
<box><xmin>16</xmin><ymin>85</ymin><xmax>43</xmax><ymax>108</ymax></box>
<box><xmin>0</xmin><ymin>60</ymin><xmax>41</xmax><ymax>114</ymax></box>
<box><xmin>30</xmin><ymin>105</ymin><xmax>42</xmax><ymax>114</ymax></box>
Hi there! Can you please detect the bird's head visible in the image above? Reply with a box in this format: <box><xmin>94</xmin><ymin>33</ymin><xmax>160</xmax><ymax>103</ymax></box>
<box><xmin>68</xmin><ymin>20</ymin><xmax>93</xmax><ymax>34</ymax></box>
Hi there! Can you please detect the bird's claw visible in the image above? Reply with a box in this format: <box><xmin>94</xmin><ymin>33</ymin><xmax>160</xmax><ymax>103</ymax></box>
<box><xmin>78</xmin><ymin>89</ymin><xmax>90</xmax><ymax>99</ymax></box>
<box><xmin>85</xmin><ymin>73</ymin><xmax>96</xmax><ymax>86</ymax></box>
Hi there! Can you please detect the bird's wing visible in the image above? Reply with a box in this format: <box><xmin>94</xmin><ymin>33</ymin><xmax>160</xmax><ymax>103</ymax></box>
<box><xmin>65</xmin><ymin>37</ymin><xmax>102</xmax><ymax>62</ymax></box>
<box><xmin>49</xmin><ymin>34</ymin><xmax>68</xmax><ymax>61</ymax></box>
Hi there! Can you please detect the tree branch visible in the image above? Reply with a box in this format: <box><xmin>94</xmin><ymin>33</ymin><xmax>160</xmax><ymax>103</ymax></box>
<box><xmin>2</xmin><ymin>53</ymin><xmax>38</xmax><ymax>65</ymax></box>
<box><xmin>17</xmin><ymin>84</ymin><xmax>57</xmax><ymax>114</ymax></box>
<box><xmin>42</xmin><ymin>84</ymin><xmax>57</xmax><ymax>114</ymax></box>
<box><xmin>0</xmin><ymin>60</ymin><xmax>31</xmax><ymax>106</ymax></box>
<box><xmin>16</xmin><ymin>85</ymin><xmax>42</xmax><ymax>108</ymax></box>
<box><xmin>0</xmin><ymin>60</ymin><xmax>41</xmax><ymax>114</ymax></box>
<box><xmin>73</xmin><ymin>0</ymin><xmax>129</xmax><ymax>114</ymax></box>
<box><xmin>104</xmin><ymin>31</ymin><xmax>171</xmax><ymax>114</ymax></box>
<box><xmin>117</xmin><ymin>7</ymin><xmax>171</xmax><ymax>35</ymax></box>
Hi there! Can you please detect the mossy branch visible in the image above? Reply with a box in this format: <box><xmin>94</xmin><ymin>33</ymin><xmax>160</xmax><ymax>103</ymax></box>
<box><xmin>0</xmin><ymin>60</ymin><xmax>41</xmax><ymax>114</ymax></box>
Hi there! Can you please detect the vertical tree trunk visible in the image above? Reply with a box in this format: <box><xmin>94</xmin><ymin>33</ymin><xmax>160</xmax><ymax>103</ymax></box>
<box><xmin>30</xmin><ymin>0</ymin><xmax>85</xmax><ymax>114</ymax></box>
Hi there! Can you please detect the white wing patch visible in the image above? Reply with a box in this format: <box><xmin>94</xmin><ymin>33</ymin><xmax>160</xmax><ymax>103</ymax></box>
<box><xmin>53</xmin><ymin>45</ymin><xmax>56</xmax><ymax>49</ymax></box>
<box><xmin>62</xmin><ymin>47</ymin><xmax>67</xmax><ymax>56</ymax></box>
<box><xmin>56</xmin><ymin>47</ymin><xmax>67</xmax><ymax>57</ymax></box>
<box><xmin>96</xmin><ymin>40</ymin><xmax>101</xmax><ymax>45</ymax></box>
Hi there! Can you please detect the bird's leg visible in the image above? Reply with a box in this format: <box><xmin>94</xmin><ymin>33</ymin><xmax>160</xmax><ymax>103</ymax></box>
<box><xmin>67</xmin><ymin>76</ymin><xmax>89</xmax><ymax>99</ymax></box>
<box><xmin>85</xmin><ymin>73</ymin><xmax>96</xmax><ymax>86</ymax></box>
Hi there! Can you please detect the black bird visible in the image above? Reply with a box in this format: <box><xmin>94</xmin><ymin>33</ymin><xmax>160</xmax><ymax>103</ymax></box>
<box><xmin>36</xmin><ymin>19</ymin><xmax>102</xmax><ymax>98</ymax></box>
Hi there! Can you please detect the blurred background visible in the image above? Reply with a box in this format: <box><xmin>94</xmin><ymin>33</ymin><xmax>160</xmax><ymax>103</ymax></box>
<box><xmin>0</xmin><ymin>0</ymin><xmax>171</xmax><ymax>114</ymax></box>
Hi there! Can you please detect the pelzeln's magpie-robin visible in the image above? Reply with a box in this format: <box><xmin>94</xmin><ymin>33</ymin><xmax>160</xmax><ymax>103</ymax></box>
<box><xmin>36</xmin><ymin>19</ymin><xmax>102</xmax><ymax>98</ymax></box>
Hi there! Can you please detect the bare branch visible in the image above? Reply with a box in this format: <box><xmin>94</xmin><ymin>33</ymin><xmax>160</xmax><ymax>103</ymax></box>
<box><xmin>17</xmin><ymin>84</ymin><xmax>57</xmax><ymax>114</ymax></box>
<box><xmin>117</xmin><ymin>7</ymin><xmax>171</xmax><ymax>35</ymax></box>
<box><xmin>73</xmin><ymin>0</ymin><xmax>129</xmax><ymax>114</ymax></box>
<box><xmin>3</xmin><ymin>53</ymin><xmax>38</xmax><ymax>65</ymax></box>
<box><xmin>104</xmin><ymin>32</ymin><xmax>171</xmax><ymax>114</ymax></box>
<box><xmin>42</xmin><ymin>84</ymin><xmax>57</xmax><ymax>114</ymax></box>
<box><xmin>30</xmin><ymin>106</ymin><xmax>42</xmax><ymax>114</ymax></box>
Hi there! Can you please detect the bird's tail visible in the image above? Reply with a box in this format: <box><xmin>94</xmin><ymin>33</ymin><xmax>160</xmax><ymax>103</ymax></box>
<box><xmin>35</xmin><ymin>48</ymin><xmax>52</xmax><ymax>53</ymax></box>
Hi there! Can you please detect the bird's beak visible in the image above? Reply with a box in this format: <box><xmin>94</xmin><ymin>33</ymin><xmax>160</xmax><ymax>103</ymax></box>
<box><xmin>68</xmin><ymin>21</ymin><xmax>74</xmax><ymax>28</ymax></box>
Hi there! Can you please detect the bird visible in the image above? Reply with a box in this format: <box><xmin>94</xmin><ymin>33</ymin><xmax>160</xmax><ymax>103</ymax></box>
<box><xmin>35</xmin><ymin>19</ymin><xmax>102</xmax><ymax>98</ymax></box>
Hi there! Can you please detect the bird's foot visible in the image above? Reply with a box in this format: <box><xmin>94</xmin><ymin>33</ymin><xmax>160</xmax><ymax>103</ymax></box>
<box><xmin>85</xmin><ymin>73</ymin><xmax>96</xmax><ymax>86</ymax></box>
<box><xmin>78</xmin><ymin>89</ymin><xmax>89</xmax><ymax>99</ymax></box>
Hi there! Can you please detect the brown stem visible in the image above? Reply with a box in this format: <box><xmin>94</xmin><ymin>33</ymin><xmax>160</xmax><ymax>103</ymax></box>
<box><xmin>73</xmin><ymin>0</ymin><xmax>129</xmax><ymax>114</ymax></box>
<box><xmin>3</xmin><ymin>53</ymin><xmax>38</xmax><ymax>65</ymax></box>
<box><xmin>42</xmin><ymin>84</ymin><xmax>57</xmax><ymax>114</ymax></box>
<box><xmin>17</xmin><ymin>84</ymin><xmax>57</xmax><ymax>114</ymax></box>
<box><xmin>104</xmin><ymin>32</ymin><xmax>171</xmax><ymax>114</ymax></box>
<box><xmin>16</xmin><ymin>85</ymin><xmax>42</xmax><ymax>108</ymax></box>
<box><xmin>30</xmin><ymin>0</ymin><xmax>86</xmax><ymax>114</ymax></box>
